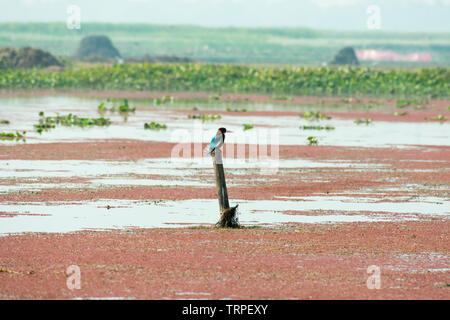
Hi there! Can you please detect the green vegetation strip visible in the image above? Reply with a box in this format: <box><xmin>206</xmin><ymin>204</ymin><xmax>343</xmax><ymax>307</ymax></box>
<box><xmin>0</xmin><ymin>64</ymin><xmax>448</xmax><ymax>98</ymax></box>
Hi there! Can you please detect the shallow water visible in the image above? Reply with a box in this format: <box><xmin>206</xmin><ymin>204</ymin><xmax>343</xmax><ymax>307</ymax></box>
<box><xmin>1</xmin><ymin>96</ymin><xmax>448</xmax><ymax>148</ymax></box>
<box><xmin>1</xmin><ymin>96</ymin><xmax>448</xmax><ymax>235</ymax></box>
<box><xmin>0</xmin><ymin>158</ymin><xmax>384</xmax><ymax>178</ymax></box>
<box><xmin>0</xmin><ymin>196</ymin><xmax>448</xmax><ymax>235</ymax></box>
<box><xmin>274</xmin><ymin>196</ymin><xmax>450</xmax><ymax>215</ymax></box>
<box><xmin>0</xmin><ymin>158</ymin><xmax>386</xmax><ymax>193</ymax></box>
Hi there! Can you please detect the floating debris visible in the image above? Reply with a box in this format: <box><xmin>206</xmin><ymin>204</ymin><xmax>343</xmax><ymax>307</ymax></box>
<box><xmin>0</xmin><ymin>268</ymin><xmax>19</xmax><ymax>274</ymax></box>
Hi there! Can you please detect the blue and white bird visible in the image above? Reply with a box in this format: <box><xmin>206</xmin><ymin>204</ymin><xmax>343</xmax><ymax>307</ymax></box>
<box><xmin>206</xmin><ymin>127</ymin><xmax>232</xmax><ymax>156</ymax></box>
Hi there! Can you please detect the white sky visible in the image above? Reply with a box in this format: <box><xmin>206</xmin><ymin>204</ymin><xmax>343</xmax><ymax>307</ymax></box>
<box><xmin>1</xmin><ymin>0</ymin><xmax>449</xmax><ymax>31</ymax></box>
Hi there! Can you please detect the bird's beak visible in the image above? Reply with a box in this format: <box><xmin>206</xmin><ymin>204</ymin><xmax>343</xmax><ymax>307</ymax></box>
<box><xmin>227</xmin><ymin>130</ymin><xmax>233</xmax><ymax>133</ymax></box>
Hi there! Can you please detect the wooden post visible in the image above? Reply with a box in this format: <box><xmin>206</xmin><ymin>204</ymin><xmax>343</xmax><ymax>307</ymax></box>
<box><xmin>212</xmin><ymin>149</ymin><xmax>239</xmax><ymax>228</ymax></box>
<box><xmin>212</xmin><ymin>149</ymin><xmax>229</xmax><ymax>212</ymax></box>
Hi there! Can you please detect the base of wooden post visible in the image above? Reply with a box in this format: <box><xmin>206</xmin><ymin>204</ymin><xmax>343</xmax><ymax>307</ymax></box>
<box><xmin>216</xmin><ymin>204</ymin><xmax>240</xmax><ymax>228</ymax></box>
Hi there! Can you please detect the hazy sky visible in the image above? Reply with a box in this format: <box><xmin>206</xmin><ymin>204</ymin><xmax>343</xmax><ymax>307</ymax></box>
<box><xmin>1</xmin><ymin>0</ymin><xmax>449</xmax><ymax>31</ymax></box>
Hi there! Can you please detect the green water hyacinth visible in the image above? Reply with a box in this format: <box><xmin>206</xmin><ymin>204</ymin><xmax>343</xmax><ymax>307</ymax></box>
<box><xmin>34</xmin><ymin>112</ymin><xmax>111</xmax><ymax>134</ymax></box>
<box><xmin>354</xmin><ymin>118</ymin><xmax>373</xmax><ymax>125</ymax></box>
<box><xmin>301</xmin><ymin>111</ymin><xmax>332</xmax><ymax>121</ymax></box>
<box><xmin>226</xmin><ymin>107</ymin><xmax>251</xmax><ymax>112</ymax></box>
<box><xmin>300</xmin><ymin>125</ymin><xmax>335</xmax><ymax>130</ymax></box>
<box><xmin>188</xmin><ymin>114</ymin><xmax>222</xmax><ymax>122</ymax></box>
<box><xmin>144</xmin><ymin>122</ymin><xmax>167</xmax><ymax>130</ymax></box>
<box><xmin>153</xmin><ymin>96</ymin><xmax>174</xmax><ymax>105</ymax></box>
<box><xmin>0</xmin><ymin>131</ymin><xmax>26</xmax><ymax>141</ymax></box>
<box><xmin>424</xmin><ymin>115</ymin><xmax>447</xmax><ymax>121</ymax></box>
<box><xmin>118</xmin><ymin>99</ymin><xmax>136</xmax><ymax>113</ymax></box>
<box><xmin>0</xmin><ymin>64</ymin><xmax>448</xmax><ymax>98</ymax></box>
<box><xmin>396</xmin><ymin>97</ymin><xmax>429</xmax><ymax>108</ymax></box>
<box><xmin>307</xmin><ymin>136</ymin><xmax>318</xmax><ymax>146</ymax></box>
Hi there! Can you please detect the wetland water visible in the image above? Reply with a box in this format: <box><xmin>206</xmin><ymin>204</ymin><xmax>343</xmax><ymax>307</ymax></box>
<box><xmin>1</xmin><ymin>96</ymin><xmax>448</xmax><ymax>147</ymax></box>
<box><xmin>0</xmin><ymin>96</ymin><xmax>448</xmax><ymax>234</ymax></box>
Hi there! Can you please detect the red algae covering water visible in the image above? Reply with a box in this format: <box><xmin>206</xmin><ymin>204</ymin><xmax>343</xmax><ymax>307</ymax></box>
<box><xmin>0</xmin><ymin>221</ymin><xmax>448</xmax><ymax>299</ymax></box>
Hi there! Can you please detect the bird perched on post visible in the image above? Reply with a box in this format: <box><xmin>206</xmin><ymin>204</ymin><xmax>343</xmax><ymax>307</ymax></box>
<box><xmin>207</xmin><ymin>127</ymin><xmax>232</xmax><ymax>156</ymax></box>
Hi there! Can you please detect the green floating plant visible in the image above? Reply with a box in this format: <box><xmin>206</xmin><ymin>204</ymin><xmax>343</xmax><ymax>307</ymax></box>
<box><xmin>226</xmin><ymin>107</ymin><xmax>251</xmax><ymax>112</ymax></box>
<box><xmin>396</xmin><ymin>97</ymin><xmax>429</xmax><ymax>108</ymax></box>
<box><xmin>188</xmin><ymin>114</ymin><xmax>222</xmax><ymax>122</ymax></box>
<box><xmin>354</xmin><ymin>118</ymin><xmax>373</xmax><ymax>125</ymax></box>
<box><xmin>144</xmin><ymin>122</ymin><xmax>167</xmax><ymax>130</ymax></box>
<box><xmin>34</xmin><ymin>111</ymin><xmax>111</xmax><ymax>134</ymax></box>
<box><xmin>424</xmin><ymin>115</ymin><xmax>447</xmax><ymax>121</ymax></box>
<box><xmin>0</xmin><ymin>131</ymin><xmax>26</xmax><ymax>141</ymax></box>
<box><xmin>271</xmin><ymin>95</ymin><xmax>293</xmax><ymax>101</ymax></box>
<box><xmin>300</xmin><ymin>125</ymin><xmax>334</xmax><ymax>130</ymax></box>
<box><xmin>209</xmin><ymin>94</ymin><xmax>221</xmax><ymax>101</ymax></box>
<box><xmin>98</xmin><ymin>99</ymin><xmax>135</xmax><ymax>113</ymax></box>
<box><xmin>307</xmin><ymin>136</ymin><xmax>318</xmax><ymax>146</ymax></box>
<box><xmin>153</xmin><ymin>96</ymin><xmax>174</xmax><ymax>105</ymax></box>
<box><xmin>301</xmin><ymin>111</ymin><xmax>332</xmax><ymax>121</ymax></box>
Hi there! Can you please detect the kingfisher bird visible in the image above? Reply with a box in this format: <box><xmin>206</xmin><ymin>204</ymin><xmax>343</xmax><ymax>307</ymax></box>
<box><xmin>207</xmin><ymin>127</ymin><xmax>232</xmax><ymax>156</ymax></box>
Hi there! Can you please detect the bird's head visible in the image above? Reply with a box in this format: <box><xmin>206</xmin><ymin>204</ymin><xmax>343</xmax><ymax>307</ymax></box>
<box><xmin>218</xmin><ymin>127</ymin><xmax>232</xmax><ymax>134</ymax></box>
